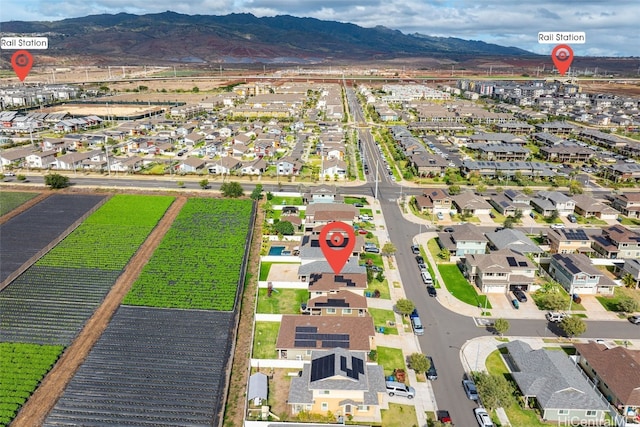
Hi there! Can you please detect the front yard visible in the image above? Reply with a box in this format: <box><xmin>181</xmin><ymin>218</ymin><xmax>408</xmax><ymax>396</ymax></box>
<box><xmin>596</xmin><ymin>286</ymin><xmax>640</xmax><ymax>313</ymax></box>
<box><xmin>438</xmin><ymin>264</ymin><xmax>492</xmax><ymax>309</ymax></box>
<box><xmin>376</xmin><ymin>346</ymin><xmax>406</xmax><ymax>377</ymax></box>
<box><xmin>369</xmin><ymin>308</ymin><xmax>398</xmax><ymax>335</ymax></box>
<box><xmin>381</xmin><ymin>404</ymin><xmax>418</xmax><ymax>427</ymax></box>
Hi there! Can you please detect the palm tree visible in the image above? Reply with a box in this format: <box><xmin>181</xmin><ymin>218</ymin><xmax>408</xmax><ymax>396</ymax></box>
<box><xmin>621</xmin><ymin>273</ymin><xmax>638</xmax><ymax>290</ymax></box>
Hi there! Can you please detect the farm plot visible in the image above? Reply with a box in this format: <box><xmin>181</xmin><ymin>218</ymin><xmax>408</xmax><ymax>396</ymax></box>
<box><xmin>0</xmin><ymin>194</ymin><xmax>105</xmax><ymax>282</ymax></box>
<box><xmin>0</xmin><ymin>343</ymin><xmax>64</xmax><ymax>427</ymax></box>
<box><xmin>0</xmin><ymin>267</ymin><xmax>122</xmax><ymax>345</ymax></box>
<box><xmin>124</xmin><ymin>198</ymin><xmax>254</xmax><ymax>310</ymax></box>
<box><xmin>44</xmin><ymin>306</ymin><xmax>235</xmax><ymax>427</ymax></box>
<box><xmin>0</xmin><ymin>191</ymin><xmax>39</xmax><ymax>216</ymax></box>
<box><xmin>37</xmin><ymin>194</ymin><xmax>175</xmax><ymax>270</ymax></box>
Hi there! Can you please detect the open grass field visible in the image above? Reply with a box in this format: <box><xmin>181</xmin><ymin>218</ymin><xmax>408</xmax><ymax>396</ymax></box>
<box><xmin>0</xmin><ymin>192</ymin><xmax>39</xmax><ymax>216</ymax></box>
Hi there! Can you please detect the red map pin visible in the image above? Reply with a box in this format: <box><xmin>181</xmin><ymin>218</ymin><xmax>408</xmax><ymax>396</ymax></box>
<box><xmin>551</xmin><ymin>44</ymin><xmax>574</xmax><ymax>76</ymax></box>
<box><xmin>11</xmin><ymin>50</ymin><xmax>34</xmax><ymax>82</ymax></box>
<box><xmin>319</xmin><ymin>221</ymin><xmax>356</xmax><ymax>275</ymax></box>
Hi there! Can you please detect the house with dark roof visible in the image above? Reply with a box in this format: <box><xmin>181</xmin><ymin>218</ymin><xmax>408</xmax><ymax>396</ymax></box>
<box><xmin>305</xmin><ymin>290</ymin><xmax>368</xmax><ymax>317</ymax></box>
<box><xmin>547</xmin><ymin>228</ymin><xmax>594</xmax><ymax>255</ymax></box>
<box><xmin>549</xmin><ymin>253</ymin><xmax>615</xmax><ymax>295</ymax></box>
<box><xmin>464</xmin><ymin>249</ymin><xmax>537</xmax><ymax>293</ymax></box>
<box><xmin>299</xmin><ymin>234</ymin><xmax>363</xmax><ymax>262</ymax></box>
<box><xmin>176</xmin><ymin>156</ymin><xmax>206</xmax><ymax>173</ymax></box>
<box><xmin>410</xmin><ymin>152</ymin><xmax>448</xmax><ymax>176</ymax></box>
<box><xmin>591</xmin><ymin>225</ymin><xmax>640</xmax><ymax>259</ymax></box>
<box><xmin>298</xmin><ymin>259</ymin><xmax>366</xmax><ymax>282</ymax></box>
<box><xmin>531</xmin><ymin>191</ymin><xmax>576</xmax><ymax>217</ymax></box>
<box><xmin>621</xmin><ymin>258</ymin><xmax>640</xmax><ymax>289</ymax></box>
<box><xmin>307</xmin><ymin>273</ymin><xmax>368</xmax><ymax>296</ymax></box>
<box><xmin>287</xmin><ymin>348</ymin><xmax>386</xmax><ymax>422</ymax></box>
<box><xmin>413</xmin><ymin>188</ymin><xmax>452</xmax><ymax>214</ymax></box>
<box><xmin>489</xmin><ymin>192</ymin><xmax>532</xmax><ymax>217</ymax></box>
<box><xmin>276</xmin><ymin>315</ymin><xmax>375</xmax><ymax>360</ymax></box>
<box><xmin>437</xmin><ymin>223</ymin><xmax>488</xmax><ymax>257</ymax></box>
<box><xmin>304</xmin><ymin>203</ymin><xmax>358</xmax><ymax>231</ymax></box>
<box><xmin>574</xmin><ymin>342</ymin><xmax>640</xmax><ymax>423</ymax></box>
<box><xmin>505</xmin><ymin>340</ymin><xmax>608</xmax><ymax>424</ymax></box>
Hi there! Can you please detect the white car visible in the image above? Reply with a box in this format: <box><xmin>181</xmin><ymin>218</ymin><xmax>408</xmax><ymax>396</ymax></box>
<box><xmin>474</xmin><ymin>407</ymin><xmax>494</xmax><ymax>427</ymax></box>
<box><xmin>550</xmin><ymin>224</ymin><xmax>565</xmax><ymax>229</ymax></box>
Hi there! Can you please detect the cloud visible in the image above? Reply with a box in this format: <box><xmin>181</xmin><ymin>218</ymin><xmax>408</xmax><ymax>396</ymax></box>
<box><xmin>2</xmin><ymin>0</ymin><xmax>638</xmax><ymax>56</ymax></box>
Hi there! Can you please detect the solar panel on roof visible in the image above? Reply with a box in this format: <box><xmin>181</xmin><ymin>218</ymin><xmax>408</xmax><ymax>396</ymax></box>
<box><xmin>294</xmin><ymin>340</ymin><xmax>317</xmax><ymax>348</ymax></box>
<box><xmin>296</xmin><ymin>326</ymin><xmax>318</xmax><ymax>333</ymax></box>
<box><xmin>322</xmin><ymin>340</ymin><xmax>350</xmax><ymax>348</ymax></box>
<box><xmin>507</xmin><ymin>256</ymin><xmax>518</xmax><ymax>267</ymax></box>
<box><xmin>518</xmin><ymin>261</ymin><xmax>528</xmax><ymax>266</ymax></box>
<box><xmin>311</xmin><ymin>354</ymin><xmax>335</xmax><ymax>382</ymax></box>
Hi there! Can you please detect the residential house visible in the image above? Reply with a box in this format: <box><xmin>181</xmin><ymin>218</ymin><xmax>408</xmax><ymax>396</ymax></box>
<box><xmin>464</xmin><ymin>249</ymin><xmax>538</xmax><ymax>293</ymax></box>
<box><xmin>621</xmin><ymin>258</ymin><xmax>640</xmax><ymax>288</ymax></box>
<box><xmin>467</xmin><ymin>143</ymin><xmax>529</xmax><ymax>161</ymax></box>
<box><xmin>602</xmin><ymin>163</ymin><xmax>640</xmax><ymax>183</ymax></box>
<box><xmin>451</xmin><ymin>191</ymin><xmax>493</xmax><ymax>216</ymax></box>
<box><xmin>305</xmin><ymin>203</ymin><xmax>359</xmax><ymax>231</ymax></box>
<box><xmin>299</xmin><ymin>235</ymin><xmax>364</xmax><ymax>262</ymax></box>
<box><xmin>531</xmin><ymin>191</ymin><xmax>576</xmax><ymax>217</ymax></box>
<box><xmin>413</xmin><ymin>188</ymin><xmax>452</xmax><ymax>214</ymax></box>
<box><xmin>176</xmin><ymin>157</ymin><xmax>206</xmax><ymax>174</ymax></box>
<box><xmin>322</xmin><ymin>158</ymin><xmax>348</xmax><ymax>179</ymax></box>
<box><xmin>277</xmin><ymin>157</ymin><xmax>302</xmax><ymax>176</ymax></box>
<box><xmin>437</xmin><ymin>223</ymin><xmax>488</xmax><ymax>257</ymax></box>
<box><xmin>547</xmin><ymin>228</ymin><xmax>593</xmax><ymax>255</ymax></box>
<box><xmin>109</xmin><ymin>156</ymin><xmax>143</xmax><ymax>173</ymax></box>
<box><xmin>275</xmin><ymin>315</ymin><xmax>375</xmax><ymax>360</ymax></box>
<box><xmin>208</xmin><ymin>157</ymin><xmax>241</xmax><ymax>175</ymax></box>
<box><xmin>304</xmin><ymin>290</ymin><xmax>368</xmax><ymax>317</ymax></box>
<box><xmin>485</xmin><ymin>229</ymin><xmax>543</xmax><ymax>257</ymax></box>
<box><xmin>591</xmin><ymin>225</ymin><xmax>640</xmax><ymax>259</ymax></box>
<box><xmin>307</xmin><ymin>273</ymin><xmax>368</xmax><ymax>297</ymax></box>
<box><xmin>303</xmin><ymin>184</ymin><xmax>343</xmax><ymax>204</ymax></box>
<box><xmin>25</xmin><ymin>150</ymin><xmax>57</xmax><ymax>169</ymax></box>
<box><xmin>298</xmin><ymin>259</ymin><xmax>366</xmax><ymax>282</ymax></box>
<box><xmin>410</xmin><ymin>153</ymin><xmax>448</xmax><ymax>176</ymax></box>
<box><xmin>240</xmin><ymin>158</ymin><xmax>267</xmax><ymax>175</ymax></box>
<box><xmin>183</xmin><ymin>132</ymin><xmax>204</xmax><ymax>146</ymax></box>
<box><xmin>0</xmin><ymin>147</ymin><xmax>35</xmax><ymax>168</ymax></box>
<box><xmin>489</xmin><ymin>192</ymin><xmax>532</xmax><ymax>217</ymax></box>
<box><xmin>611</xmin><ymin>193</ymin><xmax>640</xmax><ymax>218</ymax></box>
<box><xmin>287</xmin><ymin>348</ymin><xmax>386</xmax><ymax>422</ymax></box>
<box><xmin>41</xmin><ymin>138</ymin><xmax>68</xmax><ymax>152</ymax></box>
<box><xmin>53</xmin><ymin>150</ymin><xmax>102</xmax><ymax>170</ymax></box>
<box><xmin>571</xmin><ymin>194</ymin><xmax>619</xmax><ymax>220</ymax></box>
<box><xmin>505</xmin><ymin>340</ymin><xmax>608</xmax><ymax>424</ymax></box>
<box><xmin>540</xmin><ymin>143</ymin><xmax>595</xmax><ymax>163</ymax></box>
<box><xmin>574</xmin><ymin>342</ymin><xmax>640</xmax><ymax>423</ymax></box>
<box><xmin>549</xmin><ymin>253</ymin><xmax>615</xmax><ymax>295</ymax></box>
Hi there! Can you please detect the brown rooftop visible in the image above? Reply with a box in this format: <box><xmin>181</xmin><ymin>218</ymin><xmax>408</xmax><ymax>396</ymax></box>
<box><xmin>276</xmin><ymin>315</ymin><xmax>374</xmax><ymax>351</ymax></box>
<box><xmin>308</xmin><ymin>273</ymin><xmax>367</xmax><ymax>291</ymax></box>
<box><xmin>307</xmin><ymin>290</ymin><xmax>367</xmax><ymax>309</ymax></box>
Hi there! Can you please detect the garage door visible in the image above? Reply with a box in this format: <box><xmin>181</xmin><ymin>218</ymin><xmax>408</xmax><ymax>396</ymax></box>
<box><xmin>484</xmin><ymin>285</ymin><xmax>506</xmax><ymax>293</ymax></box>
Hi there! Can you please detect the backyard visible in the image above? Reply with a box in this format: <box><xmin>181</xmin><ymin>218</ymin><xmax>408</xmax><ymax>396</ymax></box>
<box><xmin>252</xmin><ymin>322</ymin><xmax>279</xmax><ymax>359</ymax></box>
<box><xmin>256</xmin><ymin>288</ymin><xmax>308</xmax><ymax>314</ymax></box>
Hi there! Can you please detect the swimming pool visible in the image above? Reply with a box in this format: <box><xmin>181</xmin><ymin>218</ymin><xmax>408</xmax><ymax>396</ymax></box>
<box><xmin>268</xmin><ymin>246</ymin><xmax>286</xmax><ymax>256</ymax></box>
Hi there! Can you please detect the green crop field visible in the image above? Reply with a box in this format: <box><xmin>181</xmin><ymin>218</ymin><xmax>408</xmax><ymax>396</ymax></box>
<box><xmin>124</xmin><ymin>198</ymin><xmax>254</xmax><ymax>310</ymax></box>
<box><xmin>37</xmin><ymin>195</ymin><xmax>174</xmax><ymax>270</ymax></box>
<box><xmin>0</xmin><ymin>192</ymin><xmax>39</xmax><ymax>216</ymax></box>
<box><xmin>0</xmin><ymin>343</ymin><xmax>64</xmax><ymax>426</ymax></box>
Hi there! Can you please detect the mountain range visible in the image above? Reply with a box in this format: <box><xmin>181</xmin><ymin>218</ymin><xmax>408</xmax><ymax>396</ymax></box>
<box><xmin>1</xmin><ymin>11</ymin><xmax>535</xmax><ymax>65</ymax></box>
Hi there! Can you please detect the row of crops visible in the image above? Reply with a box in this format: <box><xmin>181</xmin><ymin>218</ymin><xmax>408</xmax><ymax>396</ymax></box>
<box><xmin>124</xmin><ymin>198</ymin><xmax>254</xmax><ymax>311</ymax></box>
<box><xmin>0</xmin><ymin>194</ymin><xmax>175</xmax><ymax>427</ymax></box>
<box><xmin>0</xmin><ymin>191</ymin><xmax>39</xmax><ymax>216</ymax></box>
<box><xmin>44</xmin><ymin>307</ymin><xmax>235</xmax><ymax>427</ymax></box>
<box><xmin>0</xmin><ymin>343</ymin><xmax>64</xmax><ymax>426</ymax></box>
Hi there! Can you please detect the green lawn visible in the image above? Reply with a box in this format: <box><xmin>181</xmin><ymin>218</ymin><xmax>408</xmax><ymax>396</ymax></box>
<box><xmin>367</xmin><ymin>278</ymin><xmax>391</xmax><ymax>299</ymax></box>
<box><xmin>256</xmin><ymin>288</ymin><xmax>308</xmax><ymax>314</ymax></box>
<box><xmin>369</xmin><ymin>308</ymin><xmax>398</xmax><ymax>335</ymax></box>
<box><xmin>596</xmin><ymin>286</ymin><xmax>640</xmax><ymax>312</ymax></box>
<box><xmin>360</xmin><ymin>253</ymin><xmax>384</xmax><ymax>267</ymax></box>
<box><xmin>531</xmin><ymin>284</ymin><xmax>586</xmax><ymax>311</ymax></box>
<box><xmin>269</xmin><ymin>196</ymin><xmax>303</xmax><ymax>205</ymax></box>
<box><xmin>0</xmin><ymin>191</ymin><xmax>39</xmax><ymax>216</ymax></box>
<box><xmin>381</xmin><ymin>404</ymin><xmax>418</xmax><ymax>427</ymax></box>
<box><xmin>252</xmin><ymin>322</ymin><xmax>280</xmax><ymax>359</ymax></box>
<box><xmin>427</xmin><ymin>238</ymin><xmax>446</xmax><ymax>264</ymax></box>
<box><xmin>344</xmin><ymin>196</ymin><xmax>368</xmax><ymax>205</ymax></box>
<box><xmin>491</xmin><ymin>209</ymin><xmax>507</xmax><ymax>224</ymax></box>
<box><xmin>618</xmin><ymin>217</ymin><xmax>640</xmax><ymax>226</ymax></box>
<box><xmin>534</xmin><ymin>215</ymin><xmax>563</xmax><ymax>224</ymax></box>
<box><xmin>485</xmin><ymin>350</ymin><xmax>547</xmax><ymax>426</ymax></box>
<box><xmin>377</xmin><ymin>346</ymin><xmax>406</xmax><ymax>377</ymax></box>
<box><xmin>576</xmin><ymin>215</ymin><xmax>607</xmax><ymax>225</ymax></box>
<box><xmin>438</xmin><ymin>264</ymin><xmax>492</xmax><ymax>309</ymax></box>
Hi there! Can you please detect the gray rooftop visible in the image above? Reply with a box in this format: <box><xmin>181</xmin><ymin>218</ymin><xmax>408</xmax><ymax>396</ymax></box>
<box><xmin>506</xmin><ymin>340</ymin><xmax>608</xmax><ymax>411</ymax></box>
<box><xmin>485</xmin><ymin>229</ymin><xmax>543</xmax><ymax>255</ymax></box>
<box><xmin>298</xmin><ymin>258</ymin><xmax>366</xmax><ymax>276</ymax></box>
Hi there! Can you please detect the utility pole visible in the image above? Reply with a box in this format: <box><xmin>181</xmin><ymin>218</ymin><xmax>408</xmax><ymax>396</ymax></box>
<box><xmin>374</xmin><ymin>159</ymin><xmax>379</xmax><ymax>200</ymax></box>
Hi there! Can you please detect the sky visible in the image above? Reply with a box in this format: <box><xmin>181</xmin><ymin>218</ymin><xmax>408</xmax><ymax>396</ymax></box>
<box><xmin>1</xmin><ymin>0</ymin><xmax>639</xmax><ymax>57</ymax></box>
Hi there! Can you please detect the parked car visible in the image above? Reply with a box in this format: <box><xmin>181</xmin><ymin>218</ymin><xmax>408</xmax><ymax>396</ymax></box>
<box><xmin>437</xmin><ymin>212</ymin><xmax>444</xmax><ymax>220</ymax></box>
<box><xmin>551</xmin><ymin>223</ymin><xmax>566</xmax><ymax>229</ymax></box>
<box><xmin>546</xmin><ymin>311</ymin><xmax>568</xmax><ymax>322</ymax></box>
<box><xmin>415</xmin><ymin>255</ymin><xmax>425</xmax><ymax>264</ymax></box>
<box><xmin>364</xmin><ymin>246</ymin><xmax>380</xmax><ymax>253</ymax></box>
<box><xmin>425</xmin><ymin>356</ymin><xmax>438</xmax><ymax>380</ymax></box>
<box><xmin>354</xmin><ymin>203</ymin><xmax>364</xmax><ymax>207</ymax></box>
<box><xmin>3</xmin><ymin>171</ymin><xmax>15</xmax><ymax>177</ymax></box>
<box><xmin>474</xmin><ymin>407</ymin><xmax>494</xmax><ymax>427</ymax></box>
<box><xmin>411</xmin><ymin>244</ymin><xmax>420</xmax><ymax>255</ymax></box>
<box><xmin>568</xmin><ymin>214</ymin><xmax>577</xmax><ymax>223</ymax></box>
<box><xmin>513</xmin><ymin>288</ymin><xmax>527</xmax><ymax>303</ymax></box>
<box><xmin>421</xmin><ymin>271</ymin><xmax>433</xmax><ymax>285</ymax></box>
<box><xmin>629</xmin><ymin>315</ymin><xmax>640</xmax><ymax>325</ymax></box>
<box><xmin>385</xmin><ymin>381</ymin><xmax>415</xmax><ymax>399</ymax></box>
<box><xmin>410</xmin><ymin>311</ymin><xmax>425</xmax><ymax>336</ymax></box>
<box><xmin>443</xmin><ymin>227</ymin><xmax>455</xmax><ymax>233</ymax></box>
<box><xmin>437</xmin><ymin>410</ymin><xmax>452</xmax><ymax>424</ymax></box>
<box><xmin>462</xmin><ymin>379</ymin><xmax>479</xmax><ymax>400</ymax></box>
<box><xmin>511</xmin><ymin>299</ymin><xmax>520</xmax><ymax>309</ymax></box>
<box><xmin>427</xmin><ymin>286</ymin><xmax>437</xmax><ymax>297</ymax></box>
<box><xmin>418</xmin><ymin>263</ymin><xmax>428</xmax><ymax>272</ymax></box>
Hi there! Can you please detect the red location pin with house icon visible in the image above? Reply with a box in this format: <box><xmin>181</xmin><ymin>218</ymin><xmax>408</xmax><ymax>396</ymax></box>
<box><xmin>319</xmin><ymin>221</ymin><xmax>356</xmax><ymax>275</ymax></box>
<box><xmin>551</xmin><ymin>44</ymin><xmax>574</xmax><ymax>76</ymax></box>
<box><xmin>11</xmin><ymin>50</ymin><xmax>34</xmax><ymax>82</ymax></box>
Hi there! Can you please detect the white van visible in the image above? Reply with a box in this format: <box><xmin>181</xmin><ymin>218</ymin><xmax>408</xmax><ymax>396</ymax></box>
<box><xmin>421</xmin><ymin>271</ymin><xmax>433</xmax><ymax>285</ymax></box>
<box><xmin>410</xmin><ymin>315</ymin><xmax>425</xmax><ymax>336</ymax></box>
<box><xmin>385</xmin><ymin>381</ymin><xmax>415</xmax><ymax>399</ymax></box>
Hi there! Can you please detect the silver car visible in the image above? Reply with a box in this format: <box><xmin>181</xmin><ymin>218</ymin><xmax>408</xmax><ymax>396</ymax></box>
<box><xmin>474</xmin><ymin>407</ymin><xmax>494</xmax><ymax>427</ymax></box>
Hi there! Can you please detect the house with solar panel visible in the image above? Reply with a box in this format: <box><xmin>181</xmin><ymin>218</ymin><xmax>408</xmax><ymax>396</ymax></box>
<box><xmin>288</xmin><ymin>348</ymin><xmax>386</xmax><ymax>422</ymax></box>
<box><xmin>275</xmin><ymin>315</ymin><xmax>376</xmax><ymax>360</ymax></box>
<box><xmin>464</xmin><ymin>249</ymin><xmax>538</xmax><ymax>293</ymax></box>
<box><xmin>549</xmin><ymin>253</ymin><xmax>616</xmax><ymax>295</ymax></box>
<box><xmin>547</xmin><ymin>228</ymin><xmax>594</xmax><ymax>255</ymax></box>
